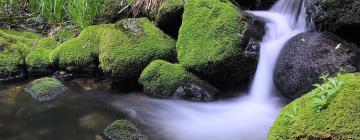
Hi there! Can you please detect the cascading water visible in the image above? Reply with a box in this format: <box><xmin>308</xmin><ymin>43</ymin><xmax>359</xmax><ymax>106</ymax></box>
<box><xmin>110</xmin><ymin>0</ymin><xmax>309</xmax><ymax>139</ymax></box>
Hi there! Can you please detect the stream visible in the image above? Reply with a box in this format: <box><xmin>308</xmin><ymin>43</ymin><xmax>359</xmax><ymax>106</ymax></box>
<box><xmin>109</xmin><ymin>0</ymin><xmax>309</xmax><ymax>140</ymax></box>
<box><xmin>0</xmin><ymin>0</ymin><xmax>309</xmax><ymax>140</ymax></box>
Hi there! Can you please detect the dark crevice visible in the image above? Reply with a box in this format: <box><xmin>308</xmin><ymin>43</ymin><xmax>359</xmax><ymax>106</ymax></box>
<box><xmin>336</xmin><ymin>24</ymin><xmax>360</xmax><ymax>46</ymax></box>
<box><xmin>157</xmin><ymin>8</ymin><xmax>184</xmax><ymax>39</ymax></box>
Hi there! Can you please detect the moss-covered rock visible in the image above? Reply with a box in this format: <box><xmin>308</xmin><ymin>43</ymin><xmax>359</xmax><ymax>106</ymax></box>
<box><xmin>0</xmin><ymin>29</ymin><xmax>40</xmax><ymax>81</ymax></box>
<box><xmin>177</xmin><ymin>0</ymin><xmax>264</xmax><ymax>89</ymax></box>
<box><xmin>100</xmin><ymin>0</ymin><xmax>134</xmax><ymax>23</ymax></box>
<box><xmin>307</xmin><ymin>0</ymin><xmax>360</xmax><ymax>46</ymax></box>
<box><xmin>268</xmin><ymin>73</ymin><xmax>360</xmax><ymax>140</ymax></box>
<box><xmin>139</xmin><ymin>60</ymin><xmax>219</xmax><ymax>101</ymax></box>
<box><xmin>155</xmin><ymin>0</ymin><xmax>184</xmax><ymax>38</ymax></box>
<box><xmin>99</xmin><ymin>18</ymin><xmax>176</xmax><ymax>83</ymax></box>
<box><xmin>50</xmin><ymin>18</ymin><xmax>175</xmax><ymax>82</ymax></box>
<box><xmin>103</xmin><ymin>120</ymin><xmax>146</xmax><ymax>140</ymax></box>
<box><xmin>50</xmin><ymin>24</ymin><xmax>114</xmax><ymax>75</ymax></box>
<box><xmin>26</xmin><ymin>37</ymin><xmax>59</xmax><ymax>76</ymax></box>
<box><xmin>24</xmin><ymin>77</ymin><xmax>68</xmax><ymax>102</ymax></box>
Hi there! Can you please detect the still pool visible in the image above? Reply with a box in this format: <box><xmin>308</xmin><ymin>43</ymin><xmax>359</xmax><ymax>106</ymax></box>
<box><xmin>0</xmin><ymin>78</ymin><xmax>127</xmax><ymax>140</ymax></box>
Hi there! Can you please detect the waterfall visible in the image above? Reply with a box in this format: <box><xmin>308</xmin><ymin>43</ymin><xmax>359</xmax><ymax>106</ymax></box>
<box><xmin>110</xmin><ymin>0</ymin><xmax>309</xmax><ymax>139</ymax></box>
<box><xmin>249</xmin><ymin>0</ymin><xmax>308</xmax><ymax>101</ymax></box>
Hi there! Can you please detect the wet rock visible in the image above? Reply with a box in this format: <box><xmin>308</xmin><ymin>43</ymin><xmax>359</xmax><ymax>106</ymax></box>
<box><xmin>307</xmin><ymin>0</ymin><xmax>360</xmax><ymax>46</ymax></box>
<box><xmin>117</xmin><ymin>18</ymin><xmax>145</xmax><ymax>35</ymax></box>
<box><xmin>24</xmin><ymin>77</ymin><xmax>68</xmax><ymax>102</ymax></box>
<box><xmin>177</xmin><ymin>0</ymin><xmax>265</xmax><ymax>89</ymax></box>
<box><xmin>174</xmin><ymin>84</ymin><xmax>214</xmax><ymax>102</ymax></box>
<box><xmin>53</xmin><ymin>70</ymin><xmax>74</xmax><ymax>81</ymax></box>
<box><xmin>100</xmin><ymin>0</ymin><xmax>133</xmax><ymax>23</ymax></box>
<box><xmin>103</xmin><ymin>120</ymin><xmax>146</xmax><ymax>140</ymax></box>
<box><xmin>139</xmin><ymin>60</ymin><xmax>219</xmax><ymax>101</ymax></box>
<box><xmin>274</xmin><ymin>31</ymin><xmax>360</xmax><ymax>100</ymax></box>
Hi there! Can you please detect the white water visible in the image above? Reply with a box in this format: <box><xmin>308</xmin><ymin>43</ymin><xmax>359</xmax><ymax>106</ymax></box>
<box><xmin>111</xmin><ymin>0</ymin><xmax>308</xmax><ymax>139</ymax></box>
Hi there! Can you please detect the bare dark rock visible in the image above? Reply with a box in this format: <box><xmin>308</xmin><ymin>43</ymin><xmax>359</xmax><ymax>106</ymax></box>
<box><xmin>174</xmin><ymin>84</ymin><xmax>214</xmax><ymax>102</ymax></box>
<box><xmin>307</xmin><ymin>0</ymin><xmax>360</xmax><ymax>46</ymax></box>
<box><xmin>274</xmin><ymin>31</ymin><xmax>360</xmax><ymax>100</ymax></box>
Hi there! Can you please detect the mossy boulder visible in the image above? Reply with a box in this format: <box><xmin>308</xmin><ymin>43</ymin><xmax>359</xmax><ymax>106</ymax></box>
<box><xmin>177</xmin><ymin>0</ymin><xmax>265</xmax><ymax>89</ymax></box>
<box><xmin>274</xmin><ymin>31</ymin><xmax>360</xmax><ymax>100</ymax></box>
<box><xmin>26</xmin><ymin>37</ymin><xmax>58</xmax><ymax>76</ymax></box>
<box><xmin>139</xmin><ymin>60</ymin><xmax>220</xmax><ymax>101</ymax></box>
<box><xmin>99</xmin><ymin>18</ymin><xmax>176</xmax><ymax>83</ymax></box>
<box><xmin>24</xmin><ymin>77</ymin><xmax>68</xmax><ymax>102</ymax></box>
<box><xmin>100</xmin><ymin>0</ymin><xmax>134</xmax><ymax>23</ymax></box>
<box><xmin>269</xmin><ymin>73</ymin><xmax>360</xmax><ymax>140</ymax></box>
<box><xmin>307</xmin><ymin>0</ymin><xmax>360</xmax><ymax>46</ymax></box>
<box><xmin>155</xmin><ymin>0</ymin><xmax>184</xmax><ymax>38</ymax></box>
<box><xmin>103</xmin><ymin>120</ymin><xmax>146</xmax><ymax>140</ymax></box>
<box><xmin>50</xmin><ymin>24</ymin><xmax>115</xmax><ymax>75</ymax></box>
<box><xmin>0</xmin><ymin>29</ymin><xmax>40</xmax><ymax>81</ymax></box>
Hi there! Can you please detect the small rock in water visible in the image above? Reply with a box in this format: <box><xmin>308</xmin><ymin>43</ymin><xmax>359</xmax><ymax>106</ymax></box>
<box><xmin>53</xmin><ymin>70</ymin><xmax>74</xmax><ymax>81</ymax></box>
<box><xmin>103</xmin><ymin>120</ymin><xmax>146</xmax><ymax>140</ymax></box>
<box><xmin>24</xmin><ymin>77</ymin><xmax>68</xmax><ymax>102</ymax></box>
<box><xmin>174</xmin><ymin>84</ymin><xmax>214</xmax><ymax>102</ymax></box>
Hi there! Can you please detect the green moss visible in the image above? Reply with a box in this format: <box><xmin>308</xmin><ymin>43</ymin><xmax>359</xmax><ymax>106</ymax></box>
<box><xmin>176</xmin><ymin>0</ymin><xmax>256</xmax><ymax>88</ymax></box>
<box><xmin>26</xmin><ymin>37</ymin><xmax>59</xmax><ymax>75</ymax></box>
<box><xmin>103</xmin><ymin>120</ymin><xmax>145</xmax><ymax>140</ymax></box>
<box><xmin>50</xmin><ymin>18</ymin><xmax>175</xmax><ymax>80</ymax></box>
<box><xmin>99</xmin><ymin>18</ymin><xmax>176</xmax><ymax>82</ymax></box>
<box><xmin>24</xmin><ymin>77</ymin><xmax>67</xmax><ymax>102</ymax></box>
<box><xmin>0</xmin><ymin>29</ymin><xmax>40</xmax><ymax>79</ymax></box>
<box><xmin>50</xmin><ymin>24</ymin><xmax>114</xmax><ymax>74</ymax></box>
<box><xmin>139</xmin><ymin>60</ymin><xmax>218</xmax><ymax>99</ymax></box>
<box><xmin>0</xmin><ymin>29</ymin><xmax>40</xmax><ymax>46</ymax></box>
<box><xmin>268</xmin><ymin>73</ymin><xmax>360</xmax><ymax>140</ymax></box>
<box><xmin>29</xmin><ymin>78</ymin><xmax>64</xmax><ymax>96</ymax></box>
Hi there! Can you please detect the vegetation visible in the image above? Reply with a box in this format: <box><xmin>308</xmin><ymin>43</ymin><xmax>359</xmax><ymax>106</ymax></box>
<box><xmin>66</xmin><ymin>0</ymin><xmax>104</xmax><ymax>29</ymax></box>
<box><xmin>139</xmin><ymin>60</ymin><xmax>219</xmax><ymax>99</ymax></box>
<box><xmin>1</xmin><ymin>0</ymin><xmax>104</xmax><ymax>29</ymax></box>
<box><xmin>131</xmin><ymin>0</ymin><xmax>162</xmax><ymax>17</ymax></box>
<box><xmin>269</xmin><ymin>73</ymin><xmax>360</xmax><ymax>139</ymax></box>
<box><xmin>28</xmin><ymin>0</ymin><xmax>66</xmax><ymax>23</ymax></box>
<box><xmin>312</xmin><ymin>74</ymin><xmax>344</xmax><ymax>112</ymax></box>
